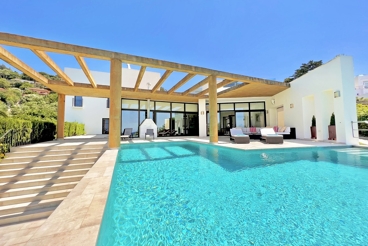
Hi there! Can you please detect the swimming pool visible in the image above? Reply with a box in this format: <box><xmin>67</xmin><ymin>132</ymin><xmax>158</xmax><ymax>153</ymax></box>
<box><xmin>97</xmin><ymin>142</ymin><xmax>368</xmax><ymax>245</ymax></box>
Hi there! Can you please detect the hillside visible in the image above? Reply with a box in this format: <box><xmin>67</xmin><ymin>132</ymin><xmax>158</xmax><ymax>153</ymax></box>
<box><xmin>0</xmin><ymin>64</ymin><xmax>59</xmax><ymax>122</ymax></box>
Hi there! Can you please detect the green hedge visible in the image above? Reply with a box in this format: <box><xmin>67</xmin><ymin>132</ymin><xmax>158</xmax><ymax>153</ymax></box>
<box><xmin>0</xmin><ymin>118</ymin><xmax>32</xmax><ymax>145</ymax></box>
<box><xmin>64</xmin><ymin>122</ymin><xmax>85</xmax><ymax>137</ymax></box>
<box><xmin>0</xmin><ymin>118</ymin><xmax>56</xmax><ymax>146</ymax></box>
<box><xmin>30</xmin><ymin>120</ymin><xmax>56</xmax><ymax>143</ymax></box>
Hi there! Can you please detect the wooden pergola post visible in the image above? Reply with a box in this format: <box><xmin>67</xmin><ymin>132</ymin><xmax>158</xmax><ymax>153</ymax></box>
<box><xmin>209</xmin><ymin>75</ymin><xmax>218</xmax><ymax>143</ymax></box>
<box><xmin>57</xmin><ymin>93</ymin><xmax>65</xmax><ymax>139</ymax></box>
<box><xmin>108</xmin><ymin>58</ymin><xmax>122</xmax><ymax>148</ymax></box>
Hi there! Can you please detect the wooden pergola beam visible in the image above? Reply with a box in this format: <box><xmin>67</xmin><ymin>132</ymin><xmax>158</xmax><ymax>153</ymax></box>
<box><xmin>47</xmin><ymin>80</ymin><xmax>199</xmax><ymax>102</ymax></box>
<box><xmin>167</xmin><ymin>73</ymin><xmax>195</xmax><ymax>95</ymax></box>
<box><xmin>0</xmin><ymin>46</ymin><xmax>48</xmax><ymax>85</ymax></box>
<box><xmin>133</xmin><ymin>66</ymin><xmax>146</xmax><ymax>92</ymax></box>
<box><xmin>32</xmin><ymin>49</ymin><xmax>74</xmax><ymax>86</ymax></box>
<box><xmin>182</xmin><ymin>76</ymin><xmax>210</xmax><ymax>96</ymax></box>
<box><xmin>0</xmin><ymin>32</ymin><xmax>288</xmax><ymax>87</ymax></box>
<box><xmin>75</xmin><ymin>56</ymin><xmax>96</xmax><ymax>88</ymax></box>
<box><xmin>151</xmin><ymin>70</ymin><xmax>172</xmax><ymax>93</ymax></box>
<box><xmin>196</xmin><ymin>79</ymin><xmax>234</xmax><ymax>96</ymax></box>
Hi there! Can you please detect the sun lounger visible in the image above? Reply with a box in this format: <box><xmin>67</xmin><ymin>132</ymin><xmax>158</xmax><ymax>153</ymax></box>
<box><xmin>158</xmin><ymin>129</ymin><xmax>170</xmax><ymax>137</ymax></box>
<box><xmin>260</xmin><ymin>128</ymin><xmax>283</xmax><ymax>144</ymax></box>
<box><xmin>230</xmin><ymin>128</ymin><xmax>250</xmax><ymax>144</ymax></box>
<box><xmin>121</xmin><ymin>128</ymin><xmax>133</xmax><ymax>140</ymax></box>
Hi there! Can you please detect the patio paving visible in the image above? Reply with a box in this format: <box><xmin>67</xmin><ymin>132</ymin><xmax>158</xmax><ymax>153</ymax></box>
<box><xmin>0</xmin><ymin>136</ymin><xmax>352</xmax><ymax>245</ymax></box>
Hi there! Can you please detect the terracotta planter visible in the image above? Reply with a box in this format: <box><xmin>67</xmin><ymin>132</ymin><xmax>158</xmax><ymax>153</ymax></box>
<box><xmin>310</xmin><ymin>126</ymin><xmax>317</xmax><ymax>139</ymax></box>
<box><xmin>328</xmin><ymin>125</ymin><xmax>336</xmax><ymax>140</ymax></box>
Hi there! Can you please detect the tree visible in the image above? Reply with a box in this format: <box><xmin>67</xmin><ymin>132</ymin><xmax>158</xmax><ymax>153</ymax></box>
<box><xmin>284</xmin><ymin>60</ymin><xmax>322</xmax><ymax>83</ymax></box>
<box><xmin>0</xmin><ymin>78</ymin><xmax>11</xmax><ymax>89</ymax></box>
<box><xmin>19</xmin><ymin>82</ymin><xmax>33</xmax><ymax>90</ymax></box>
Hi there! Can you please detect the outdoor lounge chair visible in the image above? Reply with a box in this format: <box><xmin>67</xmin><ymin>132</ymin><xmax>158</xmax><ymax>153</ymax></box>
<box><xmin>230</xmin><ymin>128</ymin><xmax>250</xmax><ymax>144</ymax></box>
<box><xmin>145</xmin><ymin>129</ymin><xmax>154</xmax><ymax>139</ymax></box>
<box><xmin>121</xmin><ymin>128</ymin><xmax>133</xmax><ymax>140</ymax></box>
<box><xmin>158</xmin><ymin>129</ymin><xmax>170</xmax><ymax>137</ymax></box>
<box><xmin>260</xmin><ymin>128</ymin><xmax>283</xmax><ymax>144</ymax></box>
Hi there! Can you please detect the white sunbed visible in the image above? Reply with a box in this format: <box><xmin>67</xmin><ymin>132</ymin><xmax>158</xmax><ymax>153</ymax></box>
<box><xmin>260</xmin><ymin>128</ymin><xmax>283</xmax><ymax>144</ymax></box>
<box><xmin>230</xmin><ymin>128</ymin><xmax>250</xmax><ymax>144</ymax></box>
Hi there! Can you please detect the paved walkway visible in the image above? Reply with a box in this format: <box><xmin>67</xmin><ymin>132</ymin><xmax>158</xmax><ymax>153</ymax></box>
<box><xmin>0</xmin><ymin>136</ymin><xmax>354</xmax><ymax>245</ymax></box>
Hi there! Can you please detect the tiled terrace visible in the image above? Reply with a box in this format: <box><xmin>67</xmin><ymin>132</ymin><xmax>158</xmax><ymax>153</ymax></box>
<box><xmin>0</xmin><ymin>136</ymin><xmax>352</xmax><ymax>245</ymax></box>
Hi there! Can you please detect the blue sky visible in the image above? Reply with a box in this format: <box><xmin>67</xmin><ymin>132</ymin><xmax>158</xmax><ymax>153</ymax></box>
<box><xmin>1</xmin><ymin>0</ymin><xmax>367</xmax><ymax>89</ymax></box>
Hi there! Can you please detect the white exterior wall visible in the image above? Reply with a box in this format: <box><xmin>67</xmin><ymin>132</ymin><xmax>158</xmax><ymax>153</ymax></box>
<box><xmin>355</xmin><ymin>75</ymin><xmax>368</xmax><ymax>97</ymax></box>
<box><xmin>270</xmin><ymin>55</ymin><xmax>358</xmax><ymax>145</ymax></box>
<box><xmin>64</xmin><ymin>68</ymin><xmax>160</xmax><ymax>135</ymax></box>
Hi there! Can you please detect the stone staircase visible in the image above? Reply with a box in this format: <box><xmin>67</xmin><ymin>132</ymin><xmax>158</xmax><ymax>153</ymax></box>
<box><xmin>0</xmin><ymin>141</ymin><xmax>107</xmax><ymax>226</ymax></box>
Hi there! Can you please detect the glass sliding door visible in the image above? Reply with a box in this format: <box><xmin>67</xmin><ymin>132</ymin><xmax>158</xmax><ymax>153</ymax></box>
<box><xmin>235</xmin><ymin>112</ymin><xmax>250</xmax><ymax>128</ymax></box>
<box><xmin>184</xmin><ymin>113</ymin><xmax>199</xmax><ymax>136</ymax></box>
<box><xmin>250</xmin><ymin>111</ymin><xmax>265</xmax><ymax>127</ymax></box>
<box><xmin>171</xmin><ymin>113</ymin><xmax>184</xmax><ymax>136</ymax></box>
<box><xmin>122</xmin><ymin>111</ymin><xmax>139</xmax><ymax>137</ymax></box>
<box><xmin>155</xmin><ymin>112</ymin><xmax>171</xmax><ymax>136</ymax></box>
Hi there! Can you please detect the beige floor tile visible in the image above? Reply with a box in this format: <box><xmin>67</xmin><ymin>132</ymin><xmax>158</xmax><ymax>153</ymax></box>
<box><xmin>80</xmin><ymin>194</ymin><xmax>108</xmax><ymax>228</ymax></box>
<box><xmin>26</xmin><ymin>225</ymin><xmax>100</xmax><ymax>246</ymax></box>
<box><xmin>83</xmin><ymin>167</ymin><xmax>107</xmax><ymax>178</ymax></box>
<box><xmin>4</xmin><ymin>234</ymin><xmax>33</xmax><ymax>246</ymax></box>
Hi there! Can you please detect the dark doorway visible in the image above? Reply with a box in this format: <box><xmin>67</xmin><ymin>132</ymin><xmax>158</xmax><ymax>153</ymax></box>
<box><xmin>102</xmin><ymin>118</ymin><xmax>109</xmax><ymax>134</ymax></box>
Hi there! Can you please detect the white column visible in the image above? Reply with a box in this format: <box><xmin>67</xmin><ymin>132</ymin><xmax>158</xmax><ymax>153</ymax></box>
<box><xmin>198</xmin><ymin>99</ymin><xmax>207</xmax><ymax>137</ymax></box>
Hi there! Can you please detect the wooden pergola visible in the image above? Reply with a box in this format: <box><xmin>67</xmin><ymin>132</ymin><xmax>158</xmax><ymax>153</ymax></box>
<box><xmin>0</xmin><ymin>32</ymin><xmax>289</xmax><ymax>148</ymax></box>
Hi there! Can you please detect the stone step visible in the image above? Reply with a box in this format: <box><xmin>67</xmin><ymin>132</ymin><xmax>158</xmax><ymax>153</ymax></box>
<box><xmin>0</xmin><ymin>169</ymin><xmax>89</xmax><ymax>184</ymax></box>
<box><xmin>0</xmin><ymin>163</ymin><xmax>94</xmax><ymax>176</ymax></box>
<box><xmin>0</xmin><ymin>189</ymin><xmax>71</xmax><ymax>206</ymax></box>
<box><xmin>11</xmin><ymin>142</ymin><xmax>107</xmax><ymax>152</ymax></box>
<box><xmin>0</xmin><ymin>205</ymin><xmax>56</xmax><ymax>227</ymax></box>
<box><xmin>0</xmin><ymin>157</ymin><xmax>98</xmax><ymax>170</ymax></box>
<box><xmin>5</xmin><ymin>147</ymin><xmax>106</xmax><ymax>158</ymax></box>
<box><xmin>0</xmin><ymin>152</ymin><xmax>102</xmax><ymax>164</ymax></box>
<box><xmin>0</xmin><ymin>175</ymin><xmax>85</xmax><ymax>190</ymax></box>
<box><xmin>0</xmin><ymin>197</ymin><xmax>64</xmax><ymax>222</ymax></box>
<box><xmin>0</xmin><ymin>197</ymin><xmax>63</xmax><ymax>216</ymax></box>
<box><xmin>0</xmin><ymin>182</ymin><xmax>78</xmax><ymax>198</ymax></box>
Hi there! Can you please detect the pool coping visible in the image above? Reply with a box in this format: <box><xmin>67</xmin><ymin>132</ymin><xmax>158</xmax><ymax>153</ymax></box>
<box><xmin>23</xmin><ymin>138</ymin><xmax>356</xmax><ymax>245</ymax></box>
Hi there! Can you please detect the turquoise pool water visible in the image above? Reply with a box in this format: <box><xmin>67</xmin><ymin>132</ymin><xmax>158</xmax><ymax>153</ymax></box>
<box><xmin>97</xmin><ymin>142</ymin><xmax>368</xmax><ymax>245</ymax></box>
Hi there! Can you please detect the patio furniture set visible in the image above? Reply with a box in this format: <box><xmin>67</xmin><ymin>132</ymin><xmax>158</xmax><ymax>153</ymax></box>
<box><xmin>230</xmin><ymin>127</ymin><xmax>287</xmax><ymax>144</ymax></box>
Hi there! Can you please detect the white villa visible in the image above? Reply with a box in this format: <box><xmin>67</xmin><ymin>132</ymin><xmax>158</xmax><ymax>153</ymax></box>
<box><xmin>64</xmin><ymin>55</ymin><xmax>358</xmax><ymax>145</ymax></box>
<box><xmin>355</xmin><ymin>74</ymin><xmax>368</xmax><ymax>97</ymax></box>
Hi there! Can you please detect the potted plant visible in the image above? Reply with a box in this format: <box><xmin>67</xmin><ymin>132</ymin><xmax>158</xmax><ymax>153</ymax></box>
<box><xmin>311</xmin><ymin>115</ymin><xmax>317</xmax><ymax>139</ymax></box>
<box><xmin>328</xmin><ymin>113</ymin><xmax>336</xmax><ymax>140</ymax></box>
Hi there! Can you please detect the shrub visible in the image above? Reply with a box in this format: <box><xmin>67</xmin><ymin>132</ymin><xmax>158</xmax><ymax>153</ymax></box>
<box><xmin>312</xmin><ymin>115</ymin><xmax>316</xmax><ymax>127</ymax></box>
<box><xmin>30</xmin><ymin>120</ymin><xmax>56</xmax><ymax>143</ymax></box>
<box><xmin>63</xmin><ymin>122</ymin><xmax>85</xmax><ymax>137</ymax></box>
<box><xmin>330</xmin><ymin>113</ymin><xmax>335</xmax><ymax>126</ymax></box>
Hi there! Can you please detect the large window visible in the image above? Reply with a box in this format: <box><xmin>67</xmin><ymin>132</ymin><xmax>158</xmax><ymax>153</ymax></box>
<box><xmin>122</xmin><ymin>111</ymin><xmax>139</xmax><ymax>137</ymax></box>
<box><xmin>155</xmin><ymin>102</ymin><xmax>170</xmax><ymax>111</ymax></box>
<box><xmin>122</xmin><ymin>99</ymin><xmax>139</xmax><ymax>109</ymax></box>
<box><xmin>206</xmin><ymin>101</ymin><xmax>266</xmax><ymax>135</ymax></box>
<box><xmin>121</xmin><ymin>99</ymin><xmax>199</xmax><ymax>138</ymax></box>
<box><xmin>73</xmin><ymin>96</ymin><xmax>83</xmax><ymax>107</ymax></box>
<box><xmin>364</xmin><ymin>81</ymin><xmax>368</xmax><ymax>89</ymax></box>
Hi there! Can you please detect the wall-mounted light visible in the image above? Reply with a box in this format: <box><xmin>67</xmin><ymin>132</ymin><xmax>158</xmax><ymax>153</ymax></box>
<box><xmin>271</xmin><ymin>99</ymin><xmax>275</xmax><ymax>105</ymax></box>
<box><xmin>334</xmin><ymin>90</ymin><xmax>341</xmax><ymax>98</ymax></box>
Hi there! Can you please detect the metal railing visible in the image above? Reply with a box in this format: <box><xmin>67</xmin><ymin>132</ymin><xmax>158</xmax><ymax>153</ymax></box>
<box><xmin>0</xmin><ymin>128</ymin><xmax>32</xmax><ymax>157</ymax></box>
<box><xmin>351</xmin><ymin>121</ymin><xmax>368</xmax><ymax>138</ymax></box>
